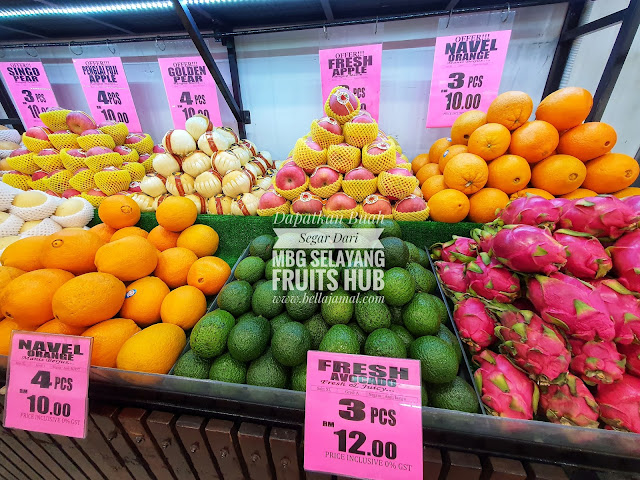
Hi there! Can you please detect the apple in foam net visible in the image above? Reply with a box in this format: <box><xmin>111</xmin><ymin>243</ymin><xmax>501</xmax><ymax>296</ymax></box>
<box><xmin>362</xmin><ymin>194</ymin><xmax>392</xmax><ymax>215</ymax></box>
<box><xmin>86</xmin><ymin>146</ymin><xmax>113</xmax><ymax>156</ymax></box>
<box><xmin>317</xmin><ymin>117</ymin><xmax>342</xmax><ymax>136</ymax></box>
<box><xmin>345</xmin><ymin>167</ymin><xmax>375</xmax><ymax>181</ymax></box>
<box><xmin>351</xmin><ymin>112</ymin><xmax>374</xmax><ymax>124</ymax></box>
<box><xmin>138</xmin><ymin>153</ymin><xmax>151</xmax><ymax>164</ymax></box>
<box><xmin>24</xmin><ymin>126</ymin><xmax>51</xmax><ymax>140</ymax></box>
<box><xmin>66</xmin><ymin>148</ymin><xmax>86</xmax><ymax>158</ymax></box>
<box><xmin>258</xmin><ymin>191</ymin><xmax>288</xmax><ymax>210</ymax></box>
<box><xmin>153</xmin><ymin>144</ymin><xmax>166</xmax><ymax>154</ymax></box>
<box><xmin>128</xmin><ymin>182</ymin><xmax>142</xmax><ymax>194</ymax></box>
<box><xmin>114</xmin><ymin>145</ymin><xmax>133</xmax><ymax>156</ymax></box>
<box><xmin>367</xmin><ymin>142</ymin><xmax>392</xmax><ymax>156</ymax></box>
<box><xmin>305</xmin><ymin>138</ymin><xmax>323</xmax><ymax>151</ymax></box>
<box><xmin>387</xmin><ymin>167</ymin><xmax>413</xmax><ymax>177</ymax></box>
<box><xmin>80</xmin><ymin>129</ymin><xmax>102</xmax><ymax>136</ymax></box>
<box><xmin>329</xmin><ymin>88</ymin><xmax>358</xmax><ymax>116</ymax></box>
<box><xmin>37</xmin><ymin>148</ymin><xmax>60</xmax><ymax>157</ymax></box>
<box><xmin>310</xmin><ymin>166</ymin><xmax>340</xmax><ymax>189</ymax></box>
<box><xmin>275</xmin><ymin>164</ymin><xmax>307</xmax><ymax>191</ymax></box>
<box><xmin>31</xmin><ymin>170</ymin><xmax>47</xmax><ymax>181</ymax></box>
<box><xmin>395</xmin><ymin>195</ymin><xmax>427</xmax><ymax>213</ymax></box>
<box><xmin>45</xmin><ymin>190</ymin><xmax>61</xmax><ymax>197</ymax></box>
<box><xmin>62</xmin><ymin>189</ymin><xmax>81</xmax><ymax>198</ymax></box>
<box><xmin>291</xmin><ymin>192</ymin><xmax>323</xmax><ymax>215</ymax></box>
<box><xmin>87</xmin><ymin>188</ymin><xmax>106</xmax><ymax>197</ymax></box>
<box><xmin>124</xmin><ymin>133</ymin><xmax>145</xmax><ymax>145</ymax></box>
<box><xmin>325</xmin><ymin>192</ymin><xmax>357</xmax><ymax>211</ymax></box>
<box><xmin>10</xmin><ymin>148</ymin><xmax>31</xmax><ymax>158</ymax></box>
<box><xmin>66</xmin><ymin>111</ymin><xmax>96</xmax><ymax>134</ymax></box>
<box><xmin>98</xmin><ymin>121</ymin><xmax>117</xmax><ymax>128</ymax></box>
<box><xmin>53</xmin><ymin>129</ymin><xmax>73</xmax><ymax>135</ymax></box>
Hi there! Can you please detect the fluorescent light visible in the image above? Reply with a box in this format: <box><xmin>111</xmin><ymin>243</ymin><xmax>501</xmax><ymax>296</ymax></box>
<box><xmin>0</xmin><ymin>1</ymin><xmax>174</xmax><ymax>17</ymax></box>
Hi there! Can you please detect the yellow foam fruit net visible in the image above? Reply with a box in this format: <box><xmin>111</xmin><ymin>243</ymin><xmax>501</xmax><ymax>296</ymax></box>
<box><xmin>389</xmin><ymin>137</ymin><xmax>402</xmax><ymax>154</ymax></box>
<box><xmin>129</xmin><ymin>134</ymin><xmax>154</xmax><ymax>155</ymax></box>
<box><xmin>85</xmin><ymin>152</ymin><xmax>123</xmax><ymax>171</ymax></box>
<box><xmin>378</xmin><ymin>171</ymin><xmax>419</xmax><ymax>200</ymax></box>
<box><xmin>362</xmin><ymin>141</ymin><xmax>397</xmax><ymax>174</ymax></box>
<box><xmin>99</xmin><ymin>123</ymin><xmax>129</xmax><ymax>145</ymax></box>
<box><xmin>77</xmin><ymin>133</ymin><xmax>116</xmax><ymax>150</ymax></box>
<box><xmin>141</xmin><ymin>153</ymin><xmax>155</xmax><ymax>174</ymax></box>
<box><xmin>2</xmin><ymin>173</ymin><xmax>30</xmax><ymax>191</ymax></box>
<box><xmin>324</xmin><ymin>86</ymin><xmax>361</xmax><ymax>124</ymax></box>
<box><xmin>7</xmin><ymin>151</ymin><xmax>39</xmax><ymax>174</ymax></box>
<box><xmin>393</xmin><ymin>206</ymin><xmax>430</xmax><ymax>222</ymax></box>
<box><xmin>310</xmin><ymin>120</ymin><xmax>344</xmax><ymax>149</ymax></box>
<box><xmin>94</xmin><ymin>169</ymin><xmax>132</xmax><ymax>195</ymax></box>
<box><xmin>80</xmin><ymin>192</ymin><xmax>106</xmax><ymax>208</ymax></box>
<box><xmin>327</xmin><ymin>144</ymin><xmax>361</xmax><ymax>173</ymax></box>
<box><xmin>33</xmin><ymin>152</ymin><xmax>64</xmax><ymax>173</ymax></box>
<box><xmin>122</xmin><ymin>162</ymin><xmax>146</xmax><ymax>182</ymax></box>
<box><xmin>28</xmin><ymin>176</ymin><xmax>48</xmax><ymax>191</ymax></box>
<box><xmin>341</xmin><ymin>178</ymin><xmax>378</xmax><ymax>202</ymax></box>
<box><xmin>49</xmin><ymin>132</ymin><xmax>79</xmax><ymax>150</ymax></box>
<box><xmin>323</xmin><ymin>206</ymin><xmax>358</xmax><ymax>220</ymax></box>
<box><xmin>273</xmin><ymin>176</ymin><xmax>310</xmax><ymax>201</ymax></box>
<box><xmin>308</xmin><ymin>167</ymin><xmax>343</xmax><ymax>198</ymax></box>
<box><xmin>397</xmin><ymin>163</ymin><xmax>412</xmax><ymax>171</ymax></box>
<box><xmin>257</xmin><ymin>201</ymin><xmax>291</xmax><ymax>217</ymax></box>
<box><xmin>293</xmin><ymin>138</ymin><xmax>327</xmax><ymax>171</ymax></box>
<box><xmin>22</xmin><ymin>135</ymin><xmax>53</xmax><ymax>153</ymax></box>
<box><xmin>60</xmin><ymin>149</ymin><xmax>87</xmax><ymax>172</ymax></box>
<box><xmin>119</xmin><ymin>149</ymin><xmax>139</xmax><ymax>163</ymax></box>
<box><xmin>69</xmin><ymin>169</ymin><xmax>96</xmax><ymax>192</ymax></box>
<box><xmin>44</xmin><ymin>170</ymin><xmax>74</xmax><ymax>195</ymax></box>
<box><xmin>39</xmin><ymin>109</ymin><xmax>71</xmax><ymax>131</ymax></box>
<box><xmin>357</xmin><ymin>205</ymin><xmax>394</xmax><ymax>221</ymax></box>
<box><xmin>343</xmin><ymin>121</ymin><xmax>379</xmax><ymax>149</ymax></box>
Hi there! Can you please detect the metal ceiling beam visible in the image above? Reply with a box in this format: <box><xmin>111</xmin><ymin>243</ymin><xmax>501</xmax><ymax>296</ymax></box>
<box><xmin>319</xmin><ymin>0</ymin><xmax>334</xmax><ymax>22</ymax></box>
<box><xmin>561</xmin><ymin>8</ymin><xmax>625</xmax><ymax>42</ymax></box>
<box><xmin>0</xmin><ymin>24</ymin><xmax>48</xmax><ymax>40</ymax></box>
<box><xmin>32</xmin><ymin>0</ymin><xmax>136</xmax><ymax>36</ymax></box>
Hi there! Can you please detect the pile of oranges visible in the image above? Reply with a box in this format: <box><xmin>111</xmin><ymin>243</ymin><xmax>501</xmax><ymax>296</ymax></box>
<box><xmin>0</xmin><ymin>195</ymin><xmax>231</xmax><ymax>375</ymax></box>
<box><xmin>413</xmin><ymin>87</ymin><xmax>640</xmax><ymax>223</ymax></box>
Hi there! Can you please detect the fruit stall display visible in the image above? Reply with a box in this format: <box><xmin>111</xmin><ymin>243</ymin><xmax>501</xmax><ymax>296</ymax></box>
<box><xmin>0</xmin><ymin>126</ymin><xmax>22</xmax><ymax>161</ymax></box>
<box><xmin>258</xmin><ymin>87</ymin><xmax>429</xmax><ymax>221</ymax></box>
<box><xmin>413</xmin><ymin>87</ymin><xmax>640</xmax><ymax>224</ymax></box>
<box><xmin>432</xmin><ymin>194</ymin><xmax>640</xmax><ymax>433</ymax></box>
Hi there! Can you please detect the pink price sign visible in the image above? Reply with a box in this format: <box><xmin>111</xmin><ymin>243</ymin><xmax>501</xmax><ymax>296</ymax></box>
<box><xmin>3</xmin><ymin>331</ymin><xmax>92</xmax><ymax>439</ymax></box>
<box><xmin>158</xmin><ymin>56</ymin><xmax>222</xmax><ymax>130</ymax></box>
<box><xmin>304</xmin><ymin>351</ymin><xmax>422</xmax><ymax>480</ymax></box>
<box><xmin>319</xmin><ymin>44</ymin><xmax>382</xmax><ymax>121</ymax></box>
<box><xmin>426</xmin><ymin>30</ymin><xmax>512</xmax><ymax>127</ymax></box>
<box><xmin>0</xmin><ymin>61</ymin><xmax>59</xmax><ymax>129</ymax></box>
<box><xmin>72</xmin><ymin>57</ymin><xmax>142</xmax><ymax>132</ymax></box>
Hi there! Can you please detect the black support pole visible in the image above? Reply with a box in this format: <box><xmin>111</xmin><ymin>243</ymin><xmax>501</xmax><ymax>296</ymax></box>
<box><xmin>224</xmin><ymin>37</ymin><xmax>248</xmax><ymax>139</ymax></box>
<box><xmin>0</xmin><ymin>79</ymin><xmax>24</xmax><ymax>133</ymax></box>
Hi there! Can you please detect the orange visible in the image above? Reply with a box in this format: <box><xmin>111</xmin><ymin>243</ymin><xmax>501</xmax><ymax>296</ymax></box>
<box><xmin>450</xmin><ymin>110</ymin><xmax>487</xmax><ymax>145</ymax></box>
<box><xmin>187</xmin><ymin>256</ymin><xmax>231</xmax><ymax>296</ymax></box>
<box><xmin>535</xmin><ymin>87</ymin><xmax>593</xmax><ymax>131</ymax></box>
<box><xmin>531</xmin><ymin>154</ymin><xmax>586</xmax><ymax>196</ymax></box>
<box><xmin>613</xmin><ymin>187</ymin><xmax>640</xmax><ymax>199</ymax></box>
<box><xmin>98</xmin><ymin>195</ymin><xmax>141</xmax><ymax>229</ymax></box>
<box><xmin>177</xmin><ymin>224</ymin><xmax>219</xmax><ymax>258</ymax></box>
<box><xmin>416</xmin><ymin>163</ymin><xmax>441</xmax><ymax>186</ymax></box>
<box><xmin>582</xmin><ymin>153</ymin><xmax>640</xmax><ymax>194</ymax></box>
<box><xmin>147</xmin><ymin>225</ymin><xmax>180</xmax><ymax>251</ymax></box>
<box><xmin>510</xmin><ymin>188</ymin><xmax>555</xmax><ymax>200</ymax></box>
<box><xmin>443</xmin><ymin>153</ymin><xmax>488</xmax><ymax>195</ymax></box>
<box><xmin>40</xmin><ymin>230</ymin><xmax>104</xmax><ymax>275</ymax></box>
<box><xmin>0</xmin><ymin>318</ymin><xmax>30</xmax><ymax>355</ymax></box>
<box><xmin>468</xmin><ymin>188</ymin><xmax>510</xmax><ymax>223</ymax></box>
<box><xmin>82</xmin><ymin>318</ymin><xmax>141</xmax><ymax>368</ymax></box>
<box><xmin>438</xmin><ymin>145</ymin><xmax>468</xmax><ymax>173</ymax></box>
<box><xmin>427</xmin><ymin>189</ymin><xmax>470</xmax><ymax>223</ymax></box>
<box><xmin>467</xmin><ymin>123</ymin><xmax>511</xmax><ymax>161</ymax></box>
<box><xmin>557</xmin><ymin>122</ymin><xmax>617</xmax><ymax>161</ymax></box>
<box><xmin>411</xmin><ymin>153</ymin><xmax>430</xmax><ymax>174</ymax></box>
<box><xmin>95</xmin><ymin>236</ymin><xmax>158</xmax><ymax>282</ymax></box>
<box><xmin>509</xmin><ymin>121</ymin><xmax>559</xmax><ymax>164</ymax></box>
<box><xmin>156</xmin><ymin>196</ymin><xmax>198</xmax><ymax>232</ymax></box>
<box><xmin>1</xmin><ymin>269</ymin><xmax>74</xmax><ymax>327</ymax></box>
<box><xmin>36</xmin><ymin>319</ymin><xmax>84</xmax><ymax>336</ymax></box>
<box><xmin>116</xmin><ymin>323</ymin><xmax>186</xmax><ymax>374</ymax></box>
<box><xmin>486</xmin><ymin>91</ymin><xmax>533</xmax><ymax>131</ymax></box>
<box><xmin>119</xmin><ymin>276</ymin><xmax>170</xmax><ymax>327</ymax></box>
<box><xmin>0</xmin><ymin>236</ymin><xmax>46</xmax><ymax>271</ymax></box>
<box><xmin>160</xmin><ymin>285</ymin><xmax>207</xmax><ymax>330</ymax></box>
<box><xmin>154</xmin><ymin>247</ymin><xmax>198</xmax><ymax>289</ymax></box>
<box><xmin>421</xmin><ymin>175</ymin><xmax>447</xmax><ymax>201</ymax></box>
<box><xmin>110</xmin><ymin>226</ymin><xmax>148</xmax><ymax>241</ymax></box>
<box><xmin>90</xmin><ymin>223</ymin><xmax>117</xmax><ymax>243</ymax></box>
<box><xmin>0</xmin><ymin>266</ymin><xmax>25</xmax><ymax>292</ymax></box>
<box><xmin>561</xmin><ymin>188</ymin><xmax>598</xmax><ymax>199</ymax></box>
<box><xmin>52</xmin><ymin>272</ymin><xmax>126</xmax><ymax>328</ymax></box>
<box><xmin>428</xmin><ymin>137</ymin><xmax>453</xmax><ymax>164</ymax></box>
<box><xmin>486</xmin><ymin>154</ymin><xmax>531</xmax><ymax>194</ymax></box>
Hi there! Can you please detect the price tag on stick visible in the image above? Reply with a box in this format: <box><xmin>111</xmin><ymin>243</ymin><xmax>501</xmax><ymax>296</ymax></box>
<box><xmin>0</xmin><ymin>61</ymin><xmax>59</xmax><ymax>129</ymax></box>
<box><xmin>304</xmin><ymin>351</ymin><xmax>423</xmax><ymax>480</ymax></box>
<box><xmin>72</xmin><ymin>57</ymin><xmax>142</xmax><ymax>132</ymax></box>
<box><xmin>3</xmin><ymin>331</ymin><xmax>92</xmax><ymax>439</ymax></box>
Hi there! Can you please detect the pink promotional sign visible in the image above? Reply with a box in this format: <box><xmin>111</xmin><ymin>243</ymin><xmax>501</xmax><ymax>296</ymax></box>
<box><xmin>426</xmin><ymin>30</ymin><xmax>512</xmax><ymax>127</ymax></box>
<box><xmin>158</xmin><ymin>56</ymin><xmax>222</xmax><ymax>130</ymax></box>
<box><xmin>3</xmin><ymin>331</ymin><xmax>92</xmax><ymax>439</ymax></box>
<box><xmin>319</xmin><ymin>44</ymin><xmax>382</xmax><ymax>121</ymax></box>
<box><xmin>304</xmin><ymin>351</ymin><xmax>422</xmax><ymax>480</ymax></box>
<box><xmin>0</xmin><ymin>61</ymin><xmax>59</xmax><ymax>129</ymax></box>
<box><xmin>72</xmin><ymin>57</ymin><xmax>142</xmax><ymax>132</ymax></box>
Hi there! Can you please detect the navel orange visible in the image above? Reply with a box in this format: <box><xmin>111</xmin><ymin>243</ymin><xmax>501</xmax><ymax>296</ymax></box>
<box><xmin>154</xmin><ymin>247</ymin><xmax>198</xmax><ymax>289</ymax></box>
<box><xmin>147</xmin><ymin>225</ymin><xmax>180</xmax><ymax>251</ymax></box>
<box><xmin>509</xmin><ymin>120</ymin><xmax>559</xmax><ymax>164</ymax></box>
<box><xmin>531</xmin><ymin>154</ymin><xmax>587</xmax><ymax>195</ymax></box>
<box><xmin>0</xmin><ymin>236</ymin><xmax>46</xmax><ymax>271</ymax></box>
<box><xmin>582</xmin><ymin>153</ymin><xmax>640</xmax><ymax>193</ymax></box>
<box><xmin>110</xmin><ymin>226</ymin><xmax>148</xmax><ymax>241</ymax></box>
<box><xmin>486</xmin><ymin>154</ymin><xmax>531</xmax><ymax>194</ymax></box>
<box><xmin>428</xmin><ymin>137</ymin><xmax>453</xmax><ymax>164</ymax></box>
<box><xmin>438</xmin><ymin>144</ymin><xmax>468</xmax><ymax>173</ymax></box>
<box><xmin>467</xmin><ymin>123</ymin><xmax>511</xmax><ymax>161</ymax></box>
<box><xmin>160</xmin><ymin>285</ymin><xmax>207</xmax><ymax>330</ymax></box>
<box><xmin>82</xmin><ymin>318</ymin><xmax>141</xmax><ymax>368</ymax></box>
<box><xmin>468</xmin><ymin>188</ymin><xmax>509</xmax><ymax>223</ymax></box>
<box><xmin>443</xmin><ymin>153</ymin><xmax>488</xmax><ymax>195</ymax></box>
<box><xmin>98</xmin><ymin>195</ymin><xmax>141</xmax><ymax>229</ymax></box>
<box><xmin>420</xmin><ymin>175</ymin><xmax>447</xmax><ymax>200</ymax></box>
<box><xmin>557</xmin><ymin>122</ymin><xmax>617</xmax><ymax>161</ymax></box>
<box><xmin>116</xmin><ymin>323</ymin><xmax>186</xmax><ymax>374</ymax></box>
<box><xmin>119</xmin><ymin>276</ymin><xmax>170</xmax><ymax>327</ymax></box>
<box><xmin>486</xmin><ymin>91</ymin><xmax>533</xmax><ymax>131</ymax></box>
<box><xmin>535</xmin><ymin>87</ymin><xmax>593</xmax><ymax>131</ymax></box>
<box><xmin>187</xmin><ymin>256</ymin><xmax>231</xmax><ymax>296</ymax></box>
<box><xmin>427</xmin><ymin>189</ymin><xmax>470</xmax><ymax>223</ymax></box>
<box><xmin>95</xmin><ymin>236</ymin><xmax>158</xmax><ymax>282</ymax></box>
<box><xmin>176</xmin><ymin>224</ymin><xmax>219</xmax><ymax>258</ymax></box>
<box><xmin>450</xmin><ymin>110</ymin><xmax>487</xmax><ymax>145</ymax></box>
<box><xmin>156</xmin><ymin>196</ymin><xmax>198</xmax><ymax>232</ymax></box>
<box><xmin>40</xmin><ymin>230</ymin><xmax>104</xmax><ymax>275</ymax></box>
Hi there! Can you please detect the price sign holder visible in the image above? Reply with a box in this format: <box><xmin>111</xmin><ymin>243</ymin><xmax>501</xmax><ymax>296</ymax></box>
<box><xmin>3</xmin><ymin>331</ymin><xmax>92</xmax><ymax>439</ymax></box>
<box><xmin>72</xmin><ymin>57</ymin><xmax>142</xmax><ymax>132</ymax></box>
<box><xmin>304</xmin><ymin>351</ymin><xmax>423</xmax><ymax>480</ymax></box>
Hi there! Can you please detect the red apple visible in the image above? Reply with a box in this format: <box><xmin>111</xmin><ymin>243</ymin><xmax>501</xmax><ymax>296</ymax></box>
<box><xmin>24</xmin><ymin>127</ymin><xmax>51</xmax><ymax>140</ymax></box>
<box><xmin>328</xmin><ymin>88</ymin><xmax>358</xmax><ymax>116</ymax></box>
<box><xmin>325</xmin><ymin>192</ymin><xmax>357</xmax><ymax>211</ymax></box>
<box><xmin>317</xmin><ymin>117</ymin><xmax>342</xmax><ymax>136</ymax></box>
<box><xmin>46</xmin><ymin>169</ymin><xmax>63</xmax><ymax>178</ymax></box>
<box><xmin>345</xmin><ymin>167</ymin><xmax>375</xmax><ymax>181</ymax></box>
<box><xmin>62</xmin><ymin>189</ymin><xmax>81</xmax><ymax>198</ymax></box>
<box><xmin>128</xmin><ymin>181</ymin><xmax>142</xmax><ymax>193</ymax></box>
<box><xmin>367</xmin><ymin>142</ymin><xmax>392</xmax><ymax>156</ymax></box>
<box><xmin>275</xmin><ymin>164</ymin><xmax>307</xmax><ymax>191</ymax></box>
<box><xmin>98</xmin><ymin>121</ymin><xmax>117</xmax><ymax>128</ymax></box>
<box><xmin>37</xmin><ymin>148</ymin><xmax>60</xmax><ymax>156</ymax></box>
<box><xmin>258</xmin><ymin>191</ymin><xmax>288</xmax><ymax>210</ymax></box>
<box><xmin>9</xmin><ymin>148</ymin><xmax>31</xmax><ymax>158</ymax></box>
<box><xmin>351</xmin><ymin>112</ymin><xmax>374</xmax><ymax>124</ymax></box>
<box><xmin>310</xmin><ymin>166</ymin><xmax>340</xmax><ymax>189</ymax></box>
<box><xmin>31</xmin><ymin>170</ymin><xmax>47</xmax><ymax>181</ymax></box>
<box><xmin>305</xmin><ymin>138</ymin><xmax>323</xmax><ymax>151</ymax></box>
<box><xmin>80</xmin><ymin>129</ymin><xmax>102</xmax><ymax>136</ymax></box>
<box><xmin>395</xmin><ymin>195</ymin><xmax>427</xmax><ymax>213</ymax></box>
<box><xmin>387</xmin><ymin>167</ymin><xmax>413</xmax><ymax>177</ymax></box>
<box><xmin>86</xmin><ymin>146</ymin><xmax>113</xmax><ymax>156</ymax></box>
<box><xmin>362</xmin><ymin>194</ymin><xmax>392</xmax><ymax>215</ymax></box>
<box><xmin>114</xmin><ymin>145</ymin><xmax>134</xmax><ymax>156</ymax></box>
<box><xmin>86</xmin><ymin>188</ymin><xmax>106</xmax><ymax>197</ymax></box>
<box><xmin>66</xmin><ymin>111</ymin><xmax>96</xmax><ymax>134</ymax></box>
<box><xmin>65</xmin><ymin>148</ymin><xmax>86</xmax><ymax>158</ymax></box>
<box><xmin>281</xmin><ymin>158</ymin><xmax>296</xmax><ymax>169</ymax></box>
<box><xmin>303</xmin><ymin>166</ymin><xmax>316</xmax><ymax>175</ymax></box>
<box><xmin>124</xmin><ymin>133</ymin><xmax>145</xmax><ymax>145</ymax></box>
<box><xmin>396</xmin><ymin>153</ymin><xmax>406</xmax><ymax>165</ymax></box>
<box><xmin>138</xmin><ymin>153</ymin><xmax>151</xmax><ymax>163</ymax></box>
<box><xmin>53</xmin><ymin>129</ymin><xmax>73</xmax><ymax>134</ymax></box>
<box><xmin>291</xmin><ymin>192</ymin><xmax>323</xmax><ymax>214</ymax></box>
<box><xmin>153</xmin><ymin>144</ymin><xmax>166</xmax><ymax>154</ymax></box>
<box><xmin>45</xmin><ymin>190</ymin><xmax>61</xmax><ymax>197</ymax></box>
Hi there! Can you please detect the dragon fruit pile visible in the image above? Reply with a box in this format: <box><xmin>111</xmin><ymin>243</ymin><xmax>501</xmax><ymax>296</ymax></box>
<box><xmin>432</xmin><ymin>194</ymin><xmax>640</xmax><ymax>433</ymax></box>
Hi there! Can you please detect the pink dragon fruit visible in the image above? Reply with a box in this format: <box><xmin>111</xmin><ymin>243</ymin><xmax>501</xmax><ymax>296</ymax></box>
<box><xmin>558</xmin><ymin>195</ymin><xmax>638</xmax><ymax>239</ymax></box>
<box><xmin>539</xmin><ymin>374</ymin><xmax>600</xmax><ymax>428</ymax></box>
<box><xmin>591</xmin><ymin>279</ymin><xmax>640</xmax><ymax>345</ymax></box>
<box><xmin>618</xmin><ymin>343</ymin><xmax>640</xmax><ymax>377</ymax></box>
<box><xmin>453</xmin><ymin>297</ymin><xmax>496</xmax><ymax>353</ymax></box>
<box><xmin>526</xmin><ymin>273</ymin><xmax>615</xmax><ymax>342</ymax></box>
<box><xmin>473</xmin><ymin>350</ymin><xmax>539</xmax><ymax>420</ymax></box>
<box><xmin>492</xmin><ymin>307</ymin><xmax>570</xmax><ymax>385</ymax></box>
<box><xmin>596</xmin><ymin>374</ymin><xmax>640</xmax><ymax>433</ymax></box>
<box><xmin>623</xmin><ymin>196</ymin><xmax>640</xmax><ymax>223</ymax></box>
<box><xmin>431</xmin><ymin>236</ymin><xmax>478</xmax><ymax>263</ymax></box>
<box><xmin>470</xmin><ymin>224</ymin><xmax>499</xmax><ymax>253</ymax></box>
<box><xmin>553</xmin><ymin>230</ymin><xmax>612</xmax><ymax>279</ymax></box>
<box><xmin>434</xmin><ymin>261</ymin><xmax>468</xmax><ymax>296</ymax></box>
<box><xmin>491</xmin><ymin>225</ymin><xmax>567</xmax><ymax>275</ymax></box>
<box><xmin>569</xmin><ymin>339</ymin><xmax>626</xmax><ymax>385</ymax></box>
<box><xmin>465</xmin><ymin>252</ymin><xmax>520</xmax><ymax>303</ymax></box>
<box><xmin>549</xmin><ymin>197</ymin><xmax>573</xmax><ymax>216</ymax></box>
<box><xmin>497</xmin><ymin>196</ymin><xmax>560</xmax><ymax>227</ymax></box>
<box><xmin>608</xmin><ymin>230</ymin><xmax>640</xmax><ymax>294</ymax></box>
